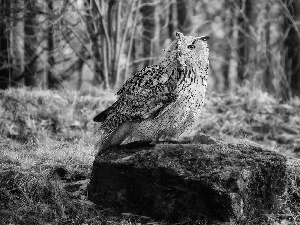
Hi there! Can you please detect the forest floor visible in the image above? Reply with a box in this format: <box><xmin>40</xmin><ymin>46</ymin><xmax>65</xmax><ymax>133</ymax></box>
<box><xmin>0</xmin><ymin>87</ymin><xmax>300</xmax><ymax>224</ymax></box>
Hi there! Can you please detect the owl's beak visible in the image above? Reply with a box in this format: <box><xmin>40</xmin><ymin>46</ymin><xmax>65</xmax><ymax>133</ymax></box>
<box><xmin>177</xmin><ymin>67</ymin><xmax>185</xmax><ymax>72</ymax></box>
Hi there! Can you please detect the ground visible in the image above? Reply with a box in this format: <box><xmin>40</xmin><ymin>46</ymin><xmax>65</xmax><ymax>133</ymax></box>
<box><xmin>0</xmin><ymin>87</ymin><xmax>299</xmax><ymax>224</ymax></box>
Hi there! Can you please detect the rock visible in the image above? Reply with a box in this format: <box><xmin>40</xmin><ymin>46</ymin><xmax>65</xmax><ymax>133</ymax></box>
<box><xmin>87</xmin><ymin>135</ymin><xmax>287</xmax><ymax>224</ymax></box>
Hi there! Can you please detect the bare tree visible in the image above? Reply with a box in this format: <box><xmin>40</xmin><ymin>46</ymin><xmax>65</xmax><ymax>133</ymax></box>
<box><xmin>84</xmin><ymin>0</ymin><xmax>106</xmax><ymax>88</ymax></box>
<box><xmin>236</xmin><ymin>0</ymin><xmax>253</xmax><ymax>85</ymax></box>
<box><xmin>283</xmin><ymin>0</ymin><xmax>300</xmax><ymax>98</ymax></box>
<box><xmin>140</xmin><ymin>0</ymin><xmax>160</xmax><ymax>67</ymax></box>
<box><xmin>176</xmin><ymin>0</ymin><xmax>192</xmax><ymax>33</ymax></box>
<box><xmin>168</xmin><ymin>0</ymin><xmax>192</xmax><ymax>39</ymax></box>
<box><xmin>222</xmin><ymin>0</ymin><xmax>235</xmax><ymax>91</ymax></box>
<box><xmin>45</xmin><ymin>0</ymin><xmax>57</xmax><ymax>89</ymax></box>
<box><xmin>0</xmin><ymin>1</ymin><xmax>11</xmax><ymax>89</ymax></box>
<box><xmin>0</xmin><ymin>0</ymin><xmax>11</xmax><ymax>89</ymax></box>
<box><xmin>10</xmin><ymin>0</ymin><xmax>23</xmax><ymax>86</ymax></box>
<box><xmin>69</xmin><ymin>0</ymin><xmax>139</xmax><ymax>89</ymax></box>
<box><xmin>262</xmin><ymin>2</ymin><xmax>273</xmax><ymax>93</ymax></box>
<box><xmin>168</xmin><ymin>1</ymin><xmax>177</xmax><ymax>39</ymax></box>
<box><xmin>23</xmin><ymin>0</ymin><xmax>38</xmax><ymax>87</ymax></box>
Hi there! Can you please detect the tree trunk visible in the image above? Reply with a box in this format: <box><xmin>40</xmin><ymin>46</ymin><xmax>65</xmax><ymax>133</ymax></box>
<box><xmin>168</xmin><ymin>0</ymin><xmax>192</xmax><ymax>38</ymax></box>
<box><xmin>24</xmin><ymin>0</ymin><xmax>37</xmax><ymax>87</ymax></box>
<box><xmin>284</xmin><ymin>0</ymin><xmax>300</xmax><ymax>98</ymax></box>
<box><xmin>222</xmin><ymin>1</ymin><xmax>235</xmax><ymax>91</ymax></box>
<box><xmin>0</xmin><ymin>0</ymin><xmax>11</xmax><ymax>89</ymax></box>
<box><xmin>262</xmin><ymin>2</ymin><xmax>273</xmax><ymax>93</ymax></box>
<box><xmin>168</xmin><ymin>1</ymin><xmax>177</xmax><ymax>39</ymax></box>
<box><xmin>85</xmin><ymin>0</ymin><xmax>106</xmax><ymax>88</ymax></box>
<box><xmin>76</xmin><ymin>46</ymin><xmax>85</xmax><ymax>91</ymax></box>
<box><xmin>176</xmin><ymin>0</ymin><xmax>192</xmax><ymax>33</ymax></box>
<box><xmin>236</xmin><ymin>0</ymin><xmax>253</xmax><ymax>85</ymax></box>
<box><xmin>108</xmin><ymin>0</ymin><xmax>118</xmax><ymax>87</ymax></box>
<box><xmin>11</xmin><ymin>0</ymin><xmax>23</xmax><ymax>87</ymax></box>
<box><xmin>46</xmin><ymin>0</ymin><xmax>57</xmax><ymax>89</ymax></box>
<box><xmin>140</xmin><ymin>0</ymin><xmax>160</xmax><ymax>67</ymax></box>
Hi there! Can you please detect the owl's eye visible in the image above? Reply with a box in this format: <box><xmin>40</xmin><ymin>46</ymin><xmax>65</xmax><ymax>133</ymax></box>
<box><xmin>187</xmin><ymin>44</ymin><xmax>195</xmax><ymax>50</ymax></box>
<box><xmin>201</xmin><ymin>36</ymin><xmax>210</xmax><ymax>41</ymax></box>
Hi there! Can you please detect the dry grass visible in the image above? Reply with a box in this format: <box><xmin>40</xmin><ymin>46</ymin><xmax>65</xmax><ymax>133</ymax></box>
<box><xmin>0</xmin><ymin>87</ymin><xmax>116</xmax><ymax>142</ymax></box>
<box><xmin>0</xmin><ymin>135</ymin><xmax>148</xmax><ymax>224</ymax></box>
<box><xmin>199</xmin><ymin>87</ymin><xmax>300</xmax><ymax>158</ymax></box>
<box><xmin>0</xmin><ymin>135</ymin><xmax>97</xmax><ymax>224</ymax></box>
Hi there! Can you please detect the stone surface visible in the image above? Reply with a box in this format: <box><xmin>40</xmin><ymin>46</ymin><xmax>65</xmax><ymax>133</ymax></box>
<box><xmin>88</xmin><ymin>135</ymin><xmax>287</xmax><ymax>223</ymax></box>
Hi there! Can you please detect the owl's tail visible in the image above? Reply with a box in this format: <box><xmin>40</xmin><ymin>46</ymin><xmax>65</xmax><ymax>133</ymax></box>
<box><xmin>93</xmin><ymin>127</ymin><xmax>112</xmax><ymax>152</ymax></box>
<box><xmin>94</xmin><ymin>121</ymin><xmax>133</xmax><ymax>154</ymax></box>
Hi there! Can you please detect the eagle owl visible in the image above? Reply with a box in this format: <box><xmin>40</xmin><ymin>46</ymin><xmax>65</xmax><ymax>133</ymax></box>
<box><xmin>93</xmin><ymin>32</ymin><xmax>210</xmax><ymax>151</ymax></box>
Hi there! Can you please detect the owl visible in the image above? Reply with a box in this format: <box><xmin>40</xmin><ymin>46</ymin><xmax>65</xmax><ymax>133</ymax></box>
<box><xmin>93</xmin><ymin>32</ymin><xmax>210</xmax><ymax>151</ymax></box>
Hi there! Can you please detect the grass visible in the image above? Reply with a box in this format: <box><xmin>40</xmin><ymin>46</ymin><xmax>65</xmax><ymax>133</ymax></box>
<box><xmin>200</xmin><ymin>87</ymin><xmax>300</xmax><ymax>158</ymax></box>
<box><xmin>0</xmin><ymin>87</ymin><xmax>299</xmax><ymax>224</ymax></box>
<box><xmin>0</xmin><ymin>87</ymin><xmax>116</xmax><ymax>142</ymax></box>
<box><xmin>0</xmin><ymin>135</ymin><xmax>98</xmax><ymax>224</ymax></box>
<box><xmin>0</xmin><ymin>135</ymin><xmax>147</xmax><ymax>224</ymax></box>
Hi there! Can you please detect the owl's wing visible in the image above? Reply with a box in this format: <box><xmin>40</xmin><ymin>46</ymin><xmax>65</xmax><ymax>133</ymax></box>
<box><xmin>93</xmin><ymin>65</ymin><xmax>178</xmax><ymax>124</ymax></box>
<box><xmin>117</xmin><ymin>65</ymin><xmax>176</xmax><ymax>96</ymax></box>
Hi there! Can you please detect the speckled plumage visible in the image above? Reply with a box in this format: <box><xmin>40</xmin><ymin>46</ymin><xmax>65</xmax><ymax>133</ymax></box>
<box><xmin>93</xmin><ymin>32</ymin><xmax>210</xmax><ymax>151</ymax></box>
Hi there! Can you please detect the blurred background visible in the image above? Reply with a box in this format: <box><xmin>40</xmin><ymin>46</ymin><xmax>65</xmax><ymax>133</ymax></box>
<box><xmin>0</xmin><ymin>0</ymin><xmax>300</xmax><ymax>99</ymax></box>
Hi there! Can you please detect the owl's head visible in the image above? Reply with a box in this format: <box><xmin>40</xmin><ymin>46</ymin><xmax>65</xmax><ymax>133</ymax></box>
<box><xmin>165</xmin><ymin>32</ymin><xmax>210</xmax><ymax>70</ymax></box>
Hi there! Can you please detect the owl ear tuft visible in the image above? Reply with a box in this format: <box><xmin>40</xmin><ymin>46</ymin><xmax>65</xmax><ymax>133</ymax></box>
<box><xmin>175</xmin><ymin>32</ymin><xmax>184</xmax><ymax>39</ymax></box>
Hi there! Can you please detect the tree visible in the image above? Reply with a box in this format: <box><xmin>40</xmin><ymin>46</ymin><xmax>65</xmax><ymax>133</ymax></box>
<box><xmin>73</xmin><ymin>0</ymin><xmax>140</xmax><ymax>89</ymax></box>
<box><xmin>262</xmin><ymin>2</ymin><xmax>273</xmax><ymax>93</ymax></box>
<box><xmin>24</xmin><ymin>0</ymin><xmax>38</xmax><ymax>87</ymax></box>
<box><xmin>283</xmin><ymin>0</ymin><xmax>300</xmax><ymax>98</ymax></box>
<box><xmin>45</xmin><ymin>0</ymin><xmax>57</xmax><ymax>89</ymax></box>
<box><xmin>140</xmin><ymin>0</ymin><xmax>160</xmax><ymax>67</ymax></box>
<box><xmin>176</xmin><ymin>0</ymin><xmax>192</xmax><ymax>33</ymax></box>
<box><xmin>168</xmin><ymin>0</ymin><xmax>192</xmax><ymax>39</ymax></box>
<box><xmin>222</xmin><ymin>0</ymin><xmax>235</xmax><ymax>91</ymax></box>
<box><xmin>168</xmin><ymin>1</ymin><xmax>177</xmax><ymax>39</ymax></box>
<box><xmin>236</xmin><ymin>0</ymin><xmax>253</xmax><ymax>85</ymax></box>
<box><xmin>84</xmin><ymin>0</ymin><xmax>106</xmax><ymax>88</ymax></box>
<box><xmin>0</xmin><ymin>0</ymin><xmax>11</xmax><ymax>89</ymax></box>
<box><xmin>11</xmin><ymin>0</ymin><xmax>23</xmax><ymax>86</ymax></box>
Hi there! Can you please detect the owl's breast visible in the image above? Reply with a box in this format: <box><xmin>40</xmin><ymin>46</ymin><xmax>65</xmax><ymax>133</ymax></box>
<box><xmin>130</xmin><ymin>79</ymin><xmax>207</xmax><ymax>141</ymax></box>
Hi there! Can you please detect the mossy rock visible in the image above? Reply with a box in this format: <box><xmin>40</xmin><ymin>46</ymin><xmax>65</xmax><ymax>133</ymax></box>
<box><xmin>88</xmin><ymin>135</ymin><xmax>287</xmax><ymax>224</ymax></box>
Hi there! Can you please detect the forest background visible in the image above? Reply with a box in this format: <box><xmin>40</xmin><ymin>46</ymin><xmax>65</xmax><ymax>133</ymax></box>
<box><xmin>1</xmin><ymin>0</ymin><xmax>300</xmax><ymax>98</ymax></box>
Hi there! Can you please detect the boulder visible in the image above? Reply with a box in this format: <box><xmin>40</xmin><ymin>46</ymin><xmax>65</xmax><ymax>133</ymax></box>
<box><xmin>88</xmin><ymin>135</ymin><xmax>287</xmax><ymax>224</ymax></box>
